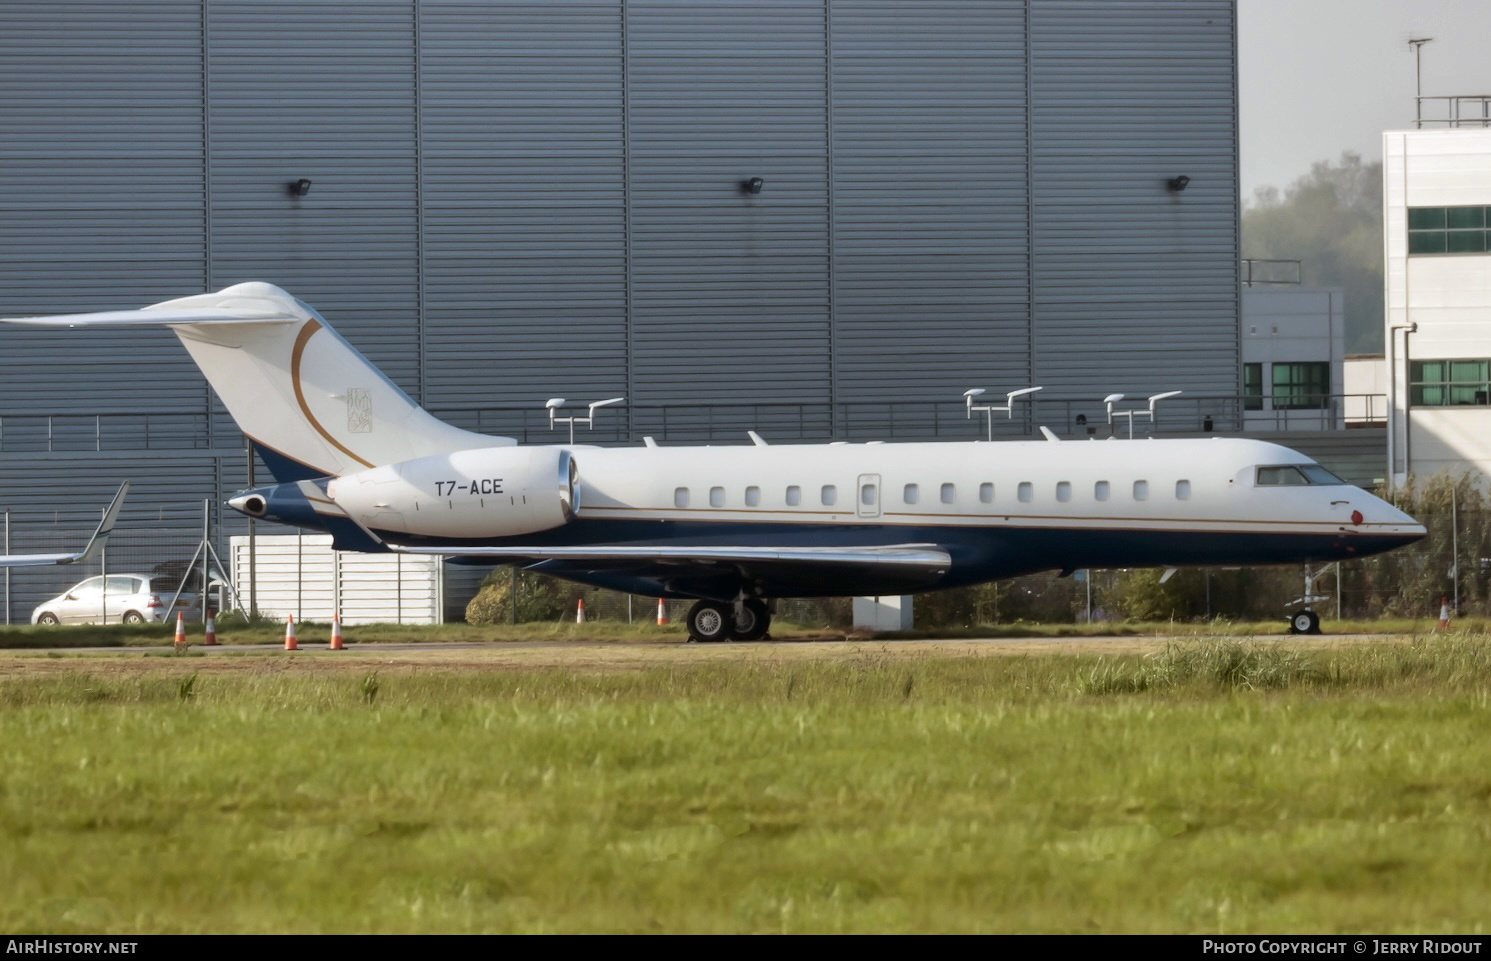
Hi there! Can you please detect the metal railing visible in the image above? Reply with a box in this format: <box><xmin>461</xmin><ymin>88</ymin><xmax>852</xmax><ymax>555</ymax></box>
<box><xmin>0</xmin><ymin>393</ymin><xmax>1389</xmax><ymax>457</ymax></box>
<box><xmin>1415</xmin><ymin>95</ymin><xmax>1491</xmax><ymax>129</ymax></box>
<box><xmin>1240</xmin><ymin>259</ymin><xmax>1302</xmax><ymax>286</ymax></box>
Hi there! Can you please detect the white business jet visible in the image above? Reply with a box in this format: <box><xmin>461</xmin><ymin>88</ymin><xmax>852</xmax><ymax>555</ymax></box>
<box><xmin>3</xmin><ymin>284</ymin><xmax>1424</xmax><ymax>641</ymax></box>
<box><xmin>0</xmin><ymin>482</ymin><xmax>129</xmax><ymax>568</ymax></box>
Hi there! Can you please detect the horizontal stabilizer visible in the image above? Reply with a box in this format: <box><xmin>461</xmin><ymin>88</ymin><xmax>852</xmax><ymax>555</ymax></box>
<box><xmin>388</xmin><ymin>542</ymin><xmax>951</xmax><ymax>571</ymax></box>
<box><xmin>0</xmin><ymin>307</ymin><xmax>297</xmax><ymax>328</ymax></box>
<box><xmin>0</xmin><ymin>481</ymin><xmax>129</xmax><ymax>568</ymax></box>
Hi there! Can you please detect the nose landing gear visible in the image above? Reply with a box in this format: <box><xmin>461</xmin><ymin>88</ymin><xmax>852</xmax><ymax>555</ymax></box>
<box><xmin>1285</xmin><ymin>563</ymin><xmax>1333</xmax><ymax>635</ymax></box>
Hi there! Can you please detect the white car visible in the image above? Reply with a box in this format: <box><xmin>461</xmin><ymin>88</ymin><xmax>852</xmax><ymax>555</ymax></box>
<box><xmin>30</xmin><ymin>574</ymin><xmax>197</xmax><ymax>626</ymax></box>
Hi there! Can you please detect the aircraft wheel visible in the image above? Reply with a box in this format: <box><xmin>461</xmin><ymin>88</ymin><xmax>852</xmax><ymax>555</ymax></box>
<box><xmin>733</xmin><ymin>599</ymin><xmax>771</xmax><ymax>642</ymax></box>
<box><xmin>37</xmin><ymin>612</ymin><xmax>59</xmax><ymax>626</ymax></box>
<box><xmin>687</xmin><ymin>600</ymin><xmax>734</xmax><ymax>643</ymax></box>
<box><xmin>1289</xmin><ymin>610</ymin><xmax>1321</xmax><ymax>635</ymax></box>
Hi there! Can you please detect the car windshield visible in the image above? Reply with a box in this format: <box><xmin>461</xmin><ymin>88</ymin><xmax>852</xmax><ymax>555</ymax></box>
<box><xmin>1256</xmin><ymin>464</ymin><xmax>1348</xmax><ymax>486</ymax></box>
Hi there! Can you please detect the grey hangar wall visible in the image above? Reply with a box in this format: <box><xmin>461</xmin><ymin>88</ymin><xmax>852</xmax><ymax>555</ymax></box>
<box><xmin>0</xmin><ymin>1</ymin><xmax>1240</xmax><ymax>622</ymax></box>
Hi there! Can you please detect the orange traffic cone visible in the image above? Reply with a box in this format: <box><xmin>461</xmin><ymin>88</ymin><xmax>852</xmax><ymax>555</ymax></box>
<box><xmin>657</xmin><ymin>597</ymin><xmax>668</xmax><ymax>625</ymax></box>
<box><xmin>203</xmin><ymin>610</ymin><xmax>218</xmax><ymax>646</ymax></box>
<box><xmin>173</xmin><ymin>611</ymin><xmax>187</xmax><ymax>649</ymax></box>
<box><xmin>576</xmin><ymin>597</ymin><xmax>586</xmax><ymax>624</ymax></box>
<box><xmin>1438</xmin><ymin>597</ymin><xmax>1451</xmax><ymax>632</ymax></box>
<box><xmin>329</xmin><ymin>612</ymin><xmax>344</xmax><ymax>650</ymax></box>
<box><xmin>284</xmin><ymin>614</ymin><xmax>299</xmax><ymax>651</ymax></box>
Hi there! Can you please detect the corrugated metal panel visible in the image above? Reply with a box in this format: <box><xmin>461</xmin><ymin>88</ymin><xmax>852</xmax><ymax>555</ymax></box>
<box><xmin>230</xmin><ymin>534</ymin><xmax>442</xmax><ymax>625</ymax></box>
<box><xmin>0</xmin><ymin>452</ymin><xmax>239</xmax><ymax>624</ymax></box>
<box><xmin>207</xmin><ymin>1</ymin><xmax>421</xmax><ymax>391</ymax></box>
<box><xmin>0</xmin><ymin>2</ymin><xmax>207</xmax><ymax>415</ymax></box>
<box><xmin>420</xmin><ymin>2</ymin><xmax>628</xmax><ymax>411</ymax></box>
<box><xmin>627</xmin><ymin>3</ymin><xmax>831</xmax><ymax>405</ymax></box>
<box><xmin>1030</xmin><ymin>0</ymin><xmax>1239</xmax><ymax>397</ymax></box>
<box><xmin>831</xmin><ymin>0</ymin><xmax>1031</xmax><ymax>401</ymax></box>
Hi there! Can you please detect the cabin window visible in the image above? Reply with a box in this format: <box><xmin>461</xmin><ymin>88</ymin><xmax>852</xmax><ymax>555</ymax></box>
<box><xmin>979</xmin><ymin>482</ymin><xmax>993</xmax><ymax>504</ymax></box>
<box><xmin>940</xmin><ymin>483</ymin><xmax>956</xmax><ymax>504</ymax></box>
<box><xmin>1175</xmin><ymin>479</ymin><xmax>1191</xmax><ymax>500</ymax></box>
<box><xmin>1133</xmin><ymin>480</ymin><xmax>1149</xmax><ymax>501</ymax></box>
<box><xmin>821</xmin><ymin>484</ymin><xmax>837</xmax><ymax>506</ymax></box>
<box><xmin>674</xmin><ymin>487</ymin><xmax>690</xmax><ymax>508</ymax></box>
<box><xmin>786</xmin><ymin>485</ymin><xmax>802</xmax><ymax>506</ymax></box>
<box><xmin>861</xmin><ymin>483</ymin><xmax>876</xmax><ymax>506</ymax></box>
<box><xmin>1095</xmin><ymin>480</ymin><xmax>1110</xmax><ymax>501</ymax></box>
<box><xmin>745</xmin><ymin>486</ymin><xmax>760</xmax><ymax>507</ymax></box>
<box><xmin>903</xmin><ymin>483</ymin><xmax>919</xmax><ymax>505</ymax></box>
<box><xmin>1018</xmin><ymin>482</ymin><xmax>1033</xmax><ymax>503</ymax></box>
<box><xmin>1056</xmin><ymin>481</ymin><xmax>1071</xmax><ymax>502</ymax></box>
<box><xmin>709</xmin><ymin>486</ymin><xmax>725</xmax><ymax>508</ymax></box>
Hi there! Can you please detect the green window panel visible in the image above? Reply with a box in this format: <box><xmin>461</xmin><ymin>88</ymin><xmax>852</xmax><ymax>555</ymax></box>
<box><xmin>1408</xmin><ymin>206</ymin><xmax>1491</xmax><ymax>256</ymax></box>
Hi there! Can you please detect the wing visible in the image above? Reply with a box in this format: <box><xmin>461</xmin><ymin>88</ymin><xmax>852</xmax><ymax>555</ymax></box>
<box><xmin>389</xmin><ymin>542</ymin><xmax>952</xmax><ymax>597</ymax></box>
<box><xmin>0</xmin><ymin>481</ymin><xmax>129</xmax><ymax>568</ymax></box>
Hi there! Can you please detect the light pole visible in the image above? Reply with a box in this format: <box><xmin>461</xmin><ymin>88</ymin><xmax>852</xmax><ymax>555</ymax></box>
<box><xmin>1409</xmin><ymin>37</ymin><xmax>1433</xmax><ymax>128</ymax></box>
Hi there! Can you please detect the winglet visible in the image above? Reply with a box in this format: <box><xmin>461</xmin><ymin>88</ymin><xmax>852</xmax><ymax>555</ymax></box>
<box><xmin>1039</xmin><ymin>426</ymin><xmax>1061</xmax><ymax>442</ymax></box>
<box><xmin>0</xmin><ymin>481</ymin><xmax>129</xmax><ymax>568</ymax></box>
<box><xmin>748</xmin><ymin>430</ymin><xmax>768</xmax><ymax>447</ymax></box>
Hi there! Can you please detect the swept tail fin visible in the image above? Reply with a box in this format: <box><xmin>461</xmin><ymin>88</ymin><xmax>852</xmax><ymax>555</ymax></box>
<box><xmin>3</xmin><ymin>283</ymin><xmax>511</xmax><ymax>480</ymax></box>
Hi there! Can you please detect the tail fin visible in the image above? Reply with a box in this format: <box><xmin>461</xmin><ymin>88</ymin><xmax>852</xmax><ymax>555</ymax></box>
<box><xmin>3</xmin><ymin>283</ymin><xmax>510</xmax><ymax>480</ymax></box>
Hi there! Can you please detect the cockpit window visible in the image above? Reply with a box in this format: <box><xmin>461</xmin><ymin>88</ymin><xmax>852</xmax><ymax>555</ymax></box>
<box><xmin>1256</xmin><ymin>464</ymin><xmax>1348</xmax><ymax>486</ymax></box>
<box><xmin>1299</xmin><ymin>464</ymin><xmax>1347</xmax><ymax>485</ymax></box>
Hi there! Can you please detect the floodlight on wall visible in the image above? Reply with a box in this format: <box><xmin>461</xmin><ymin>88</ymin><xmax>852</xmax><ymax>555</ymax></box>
<box><xmin>1166</xmin><ymin>175</ymin><xmax>1190</xmax><ymax>192</ymax></box>
<box><xmin>289</xmin><ymin>178</ymin><xmax>312</xmax><ymax>198</ymax></box>
<box><xmin>741</xmin><ymin>177</ymin><xmax>764</xmax><ymax>195</ymax></box>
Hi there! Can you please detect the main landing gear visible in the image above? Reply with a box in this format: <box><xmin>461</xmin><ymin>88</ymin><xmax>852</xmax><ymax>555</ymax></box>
<box><xmin>686</xmin><ymin>598</ymin><xmax>771</xmax><ymax>643</ymax></box>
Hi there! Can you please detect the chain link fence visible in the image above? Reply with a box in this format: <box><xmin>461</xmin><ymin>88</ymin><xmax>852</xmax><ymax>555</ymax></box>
<box><xmin>6</xmin><ymin>494</ymin><xmax>1484</xmax><ymax>630</ymax></box>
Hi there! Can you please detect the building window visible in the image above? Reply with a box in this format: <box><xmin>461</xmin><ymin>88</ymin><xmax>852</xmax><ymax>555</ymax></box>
<box><xmin>1243</xmin><ymin>362</ymin><xmax>1263</xmax><ymax>411</ymax></box>
<box><xmin>1411</xmin><ymin>360</ymin><xmax>1491</xmax><ymax>406</ymax></box>
<box><xmin>1272</xmin><ymin>362</ymin><xmax>1329</xmax><ymax>410</ymax></box>
<box><xmin>709</xmin><ymin>486</ymin><xmax>724</xmax><ymax>508</ymax></box>
<box><xmin>1176</xmin><ymin>479</ymin><xmax>1191</xmax><ymax>500</ymax></box>
<box><xmin>1017</xmin><ymin>482</ymin><xmax>1033</xmax><ymax>503</ymax></box>
<box><xmin>1408</xmin><ymin>206</ymin><xmax>1491</xmax><ymax>255</ymax></box>
<box><xmin>786</xmin><ymin>485</ymin><xmax>801</xmax><ymax>506</ymax></box>
<box><xmin>674</xmin><ymin>487</ymin><xmax>689</xmax><ymax>508</ymax></box>
<box><xmin>940</xmin><ymin>483</ymin><xmax>955</xmax><ymax>504</ymax></box>
<box><xmin>979</xmin><ymin>482</ymin><xmax>993</xmax><ymax>504</ymax></box>
<box><xmin>903</xmin><ymin>483</ymin><xmax>919</xmax><ymax>505</ymax></box>
<box><xmin>1056</xmin><ymin>481</ymin><xmax>1071</xmax><ymax>502</ymax></box>
<box><xmin>745</xmin><ymin>486</ymin><xmax>760</xmax><ymax>507</ymax></box>
<box><xmin>1133</xmin><ymin>480</ymin><xmax>1148</xmax><ymax>501</ymax></box>
<box><xmin>1095</xmin><ymin>480</ymin><xmax>1110</xmax><ymax>501</ymax></box>
<box><xmin>821</xmin><ymin>485</ymin><xmax>837</xmax><ymax>506</ymax></box>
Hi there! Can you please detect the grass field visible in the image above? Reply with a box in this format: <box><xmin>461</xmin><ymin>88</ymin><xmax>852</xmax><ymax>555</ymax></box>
<box><xmin>0</xmin><ymin>612</ymin><xmax>1483</xmax><ymax>648</ymax></box>
<box><xmin>2</xmin><ymin>637</ymin><xmax>1490</xmax><ymax>933</ymax></box>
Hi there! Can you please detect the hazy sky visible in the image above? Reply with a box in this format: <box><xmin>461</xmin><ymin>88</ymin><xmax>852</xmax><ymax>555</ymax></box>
<box><xmin>1240</xmin><ymin>0</ymin><xmax>1491</xmax><ymax>200</ymax></box>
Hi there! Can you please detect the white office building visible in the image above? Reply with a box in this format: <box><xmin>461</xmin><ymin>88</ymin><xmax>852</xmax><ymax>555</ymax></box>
<box><xmin>1384</xmin><ymin>117</ymin><xmax>1491</xmax><ymax>486</ymax></box>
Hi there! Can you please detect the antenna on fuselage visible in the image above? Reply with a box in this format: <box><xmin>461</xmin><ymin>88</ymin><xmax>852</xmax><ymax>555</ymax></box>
<box><xmin>963</xmin><ymin>386</ymin><xmax>1042</xmax><ymax>441</ymax></box>
<box><xmin>545</xmin><ymin>396</ymin><xmax>625</xmax><ymax>444</ymax></box>
<box><xmin>1103</xmin><ymin>390</ymin><xmax>1182</xmax><ymax>439</ymax></box>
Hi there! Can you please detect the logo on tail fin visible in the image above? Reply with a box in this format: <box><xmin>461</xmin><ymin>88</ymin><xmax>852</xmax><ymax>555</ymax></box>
<box><xmin>347</xmin><ymin>388</ymin><xmax>372</xmax><ymax>433</ymax></box>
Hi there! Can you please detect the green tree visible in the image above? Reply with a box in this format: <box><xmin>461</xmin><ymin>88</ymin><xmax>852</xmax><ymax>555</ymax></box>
<box><xmin>1243</xmin><ymin>152</ymin><xmax>1383</xmax><ymax>354</ymax></box>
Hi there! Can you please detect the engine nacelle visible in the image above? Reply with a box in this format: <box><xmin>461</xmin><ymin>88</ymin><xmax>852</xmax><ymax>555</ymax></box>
<box><xmin>326</xmin><ymin>446</ymin><xmax>577</xmax><ymax>539</ymax></box>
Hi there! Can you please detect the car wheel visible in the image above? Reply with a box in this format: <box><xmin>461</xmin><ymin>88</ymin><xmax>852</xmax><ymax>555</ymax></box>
<box><xmin>37</xmin><ymin>612</ymin><xmax>59</xmax><ymax>626</ymax></box>
<box><xmin>122</xmin><ymin>611</ymin><xmax>145</xmax><ymax>625</ymax></box>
